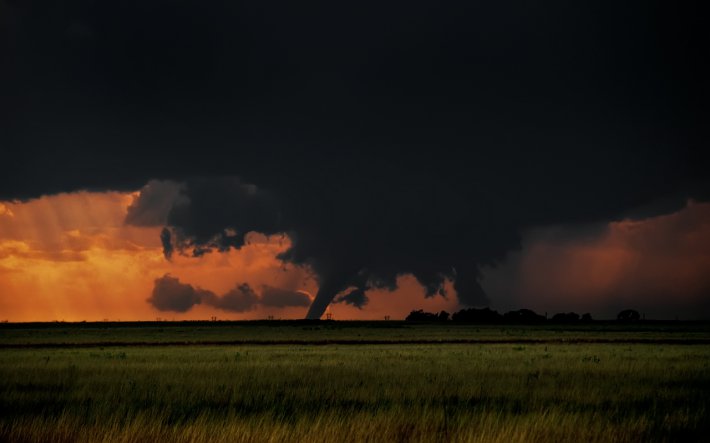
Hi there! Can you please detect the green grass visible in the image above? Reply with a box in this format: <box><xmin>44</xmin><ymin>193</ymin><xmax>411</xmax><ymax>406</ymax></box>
<box><xmin>2</xmin><ymin>321</ymin><xmax>709</xmax><ymax>345</ymax></box>
<box><xmin>1</xmin><ymin>333</ymin><xmax>709</xmax><ymax>442</ymax></box>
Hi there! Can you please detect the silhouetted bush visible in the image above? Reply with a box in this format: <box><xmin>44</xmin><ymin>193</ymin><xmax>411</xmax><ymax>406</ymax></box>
<box><xmin>451</xmin><ymin>307</ymin><xmax>502</xmax><ymax>323</ymax></box>
<box><xmin>617</xmin><ymin>309</ymin><xmax>641</xmax><ymax>322</ymax></box>
<box><xmin>404</xmin><ymin>307</ymin><xmax>639</xmax><ymax>323</ymax></box>
<box><xmin>405</xmin><ymin>310</ymin><xmax>449</xmax><ymax>322</ymax></box>
<box><xmin>502</xmin><ymin>309</ymin><xmax>546</xmax><ymax>323</ymax></box>
<box><xmin>551</xmin><ymin>312</ymin><xmax>580</xmax><ymax>323</ymax></box>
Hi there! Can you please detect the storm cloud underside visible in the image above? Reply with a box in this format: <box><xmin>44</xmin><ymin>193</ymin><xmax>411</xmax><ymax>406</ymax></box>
<box><xmin>1</xmin><ymin>1</ymin><xmax>707</xmax><ymax>318</ymax></box>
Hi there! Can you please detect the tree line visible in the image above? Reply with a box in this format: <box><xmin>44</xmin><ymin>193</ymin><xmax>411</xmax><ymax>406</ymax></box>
<box><xmin>405</xmin><ymin>308</ymin><xmax>642</xmax><ymax>323</ymax></box>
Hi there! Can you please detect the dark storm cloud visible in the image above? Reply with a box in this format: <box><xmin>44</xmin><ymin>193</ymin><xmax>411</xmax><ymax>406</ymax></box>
<box><xmin>202</xmin><ymin>283</ymin><xmax>259</xmax><ymax>313</ymax></box>
<box><xmin>145</xmin><ymin>177</ymin><xmax>281</xmax><ymax>259</ymax></box>
<box><xmin>261</xmin><ymin>285</ymin><xmax>311</xmax><ymax>308</ymax></box>
<box><xmin>165</xmin><ymin>177</ymin><xmax>281</xmax><ymax>253</ymax></box>
<box><xmin>2</xmin><ymin>1</ymin><xmax>707</xmax><ymax>317</ymax></box>
<box><xmin>148</xmin><ymin>274</ymin><xmax>212</xmax><ymax>312</ymax></box>
<box><xmin>334</xmin><ymin>288</ymin><xmax>368</xmax><ymax>309</ymax></box>
<box><xmin>148</xmin><ymin>276</ymin><xmax>306</xmax><ymax>312</ymax></box>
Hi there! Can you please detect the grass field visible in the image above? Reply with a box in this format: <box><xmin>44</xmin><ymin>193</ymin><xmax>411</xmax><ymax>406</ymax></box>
<box><xmin>1</xmin><ymin>323</ymin><xmax>709</xmax><ymax>442</ymax></box>
<box><xmin>2</xmin><ymin>321</ymin><xmax>709</xmax><ymax>345</ymax></box>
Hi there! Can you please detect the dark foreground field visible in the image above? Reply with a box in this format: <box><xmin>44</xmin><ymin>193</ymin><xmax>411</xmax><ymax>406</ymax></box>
<box><xmin>1</xmin><ymin>322</ymin><xmax>709</xmax><ymax>442</ymax></box>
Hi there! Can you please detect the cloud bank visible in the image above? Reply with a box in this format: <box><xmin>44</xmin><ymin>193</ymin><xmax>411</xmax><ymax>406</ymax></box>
<box><xmin>148</xmin><ymin>274</ymin><xmax>312</xmax><ymax>313</ymax></box>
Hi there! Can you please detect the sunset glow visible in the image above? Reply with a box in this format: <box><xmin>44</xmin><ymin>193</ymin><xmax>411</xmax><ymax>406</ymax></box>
<box><xmin>481</xmin><ymin>201</ymin><xmax>710</xmax><ymax>319</ymax></box>
<box><xmin>2</xmin><ymin>190</ymin><xmax>709</xmax><ymax>321</ymax></box>
<box><xmin>0</xmin><ymin>191</ymin><xmax>460</xmax><ymax>321</ymax></box>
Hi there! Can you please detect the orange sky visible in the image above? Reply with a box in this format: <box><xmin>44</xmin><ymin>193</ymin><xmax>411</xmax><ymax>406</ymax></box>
<box><xmin>0</xmin><ymin>192</ymin><xmax>457</xmax><ymax>321</ymax></box>
<box><xmin>1</xmin><ymin>191</ymin><xmax>709</xmax><ymax>321</ymax></box>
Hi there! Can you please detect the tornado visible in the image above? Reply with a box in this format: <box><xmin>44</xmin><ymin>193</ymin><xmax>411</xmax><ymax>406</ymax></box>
<box><xmin>305</xmin><ymin>276</ymin><xmax>344</xmax><ymax>320</ymax></box>
<box><xmin>305</xmin><ymin>290</ymin><xmax>332</xmax><ymax>319</ymax></box>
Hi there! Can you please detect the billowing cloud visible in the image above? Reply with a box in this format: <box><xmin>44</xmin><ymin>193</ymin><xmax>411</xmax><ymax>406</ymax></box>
<box><xmin>167</xmin><ymin>177</ymin><xmax>281</xmax><ymax>251</ymax></box>
<box><xmin>148</xmin><ymin>274</ymin><xmax>211</xmax><ymax>312</ymax></box>
<box><xmin>148</xmin><ymin>275</ymin><xmax>312</xmax><ymax>313</ymax></box>
<box><xmin>204</xmin><ymin>283</ymin><xmax>259</xmax><ymax>312</ymax></box>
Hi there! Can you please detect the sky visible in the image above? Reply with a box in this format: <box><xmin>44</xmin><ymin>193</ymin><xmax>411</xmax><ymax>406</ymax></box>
<box><xmin>0</xmin><ymin>1</ymin><xmax>708</xmax><ymax>320</ymax></box>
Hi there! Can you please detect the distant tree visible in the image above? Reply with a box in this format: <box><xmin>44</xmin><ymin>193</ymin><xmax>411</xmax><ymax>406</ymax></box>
<box><xmin>452</xmin><ymin>307</ymin><xmax>502</xmax><ymax>323</ymax></box>
<box><xmin>405</xmin><ymin>310</ymin><xmax>440</xmax><ymax>321</ymax></box>
<box><xmin>617</xmin><ymin>309</ymin><xmax>641</xmax><ymax>322</ymax></box>
<box><xmin>503</xmin><ymin>309</ymin><xmax>546</xmax><ymax>323</ymax></box>
<box><xmin>405</xmin><ymin>310</ymin><xmax>423</xmax><ymax>321</ymax></box>
<box><xmin>581</xmin><ymin>313</ymin><xmax>593</xmax><ymax>322</ymax></box>
<box><xmin>551</xmin><ymin>312</ymin><xmax>580</xmax><ymax>323</ymax></box>
<box><xmin>438</xmin><ymin>311</ymin><xmax>450</xmax><ymax>321</ymax></box>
